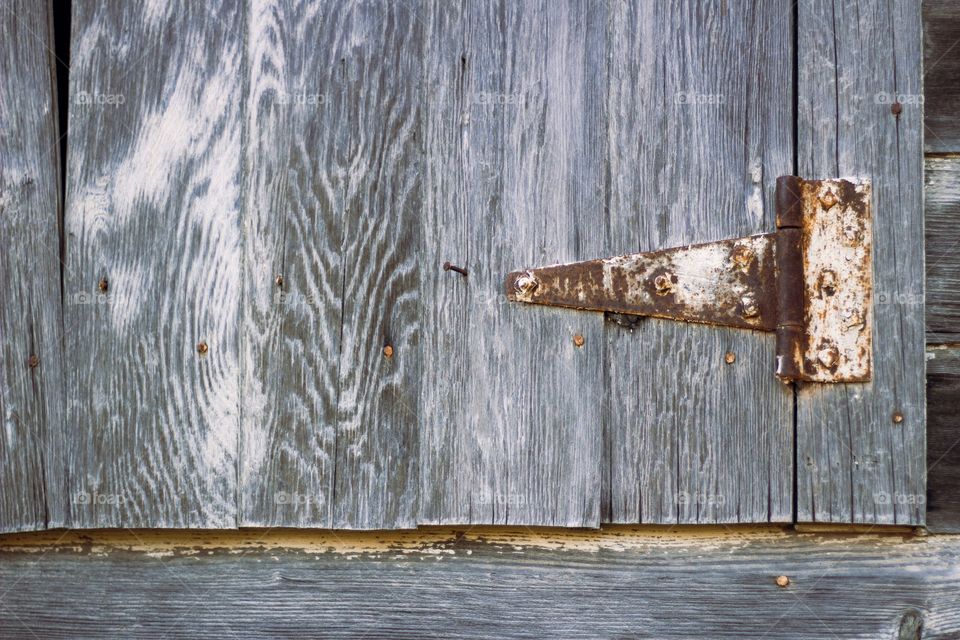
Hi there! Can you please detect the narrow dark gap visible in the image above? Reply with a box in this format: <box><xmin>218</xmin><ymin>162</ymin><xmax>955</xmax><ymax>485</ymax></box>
<box><xmin>791</xmin><ymin>0</ymin><xmax>800</xmax><ymax>526</ymax></box>
<box><xmin>52</xmin><ymin>0</ymin><xmax>70</xmax><ymax>302</ymax></box>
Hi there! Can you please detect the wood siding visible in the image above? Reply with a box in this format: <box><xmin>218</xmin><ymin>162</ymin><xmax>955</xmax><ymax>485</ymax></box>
<box><xmin>0</xmin><ymin>0</ymin><xmax>940</xmax><ymax>531</ymax></box>
<box><xmin>795</xmin><ymin>0</ymin><xmax>926</xmax><ymax>525</ymax></box>
<box><xmin>0</xmin><ymin>0</ymin><xmax>67</xmax><ymax>533</ymax></box>
<box><xmin>0</xmin><ymin>528</ymin><xmax>956</xmax><ymax>639</ymax></box>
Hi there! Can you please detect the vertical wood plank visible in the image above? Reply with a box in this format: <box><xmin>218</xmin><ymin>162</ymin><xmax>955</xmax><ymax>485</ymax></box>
<box><xmin>797</xmin><ymin>0</ymin><xmax>925</xmax><ymax>524</ymax></box>
<box><xmin>331</xmin><ymin>1</ymin><xmax>421</xmax><ymax>529</ymax></box>
<box><xmin>240</xmin><ymin>0</ymin><xmax>344</xmax><ymax>528</ymax></box>
<box><xmin>63</xmin><ymin>0</ymin><xmax>245</xmax><ymax>527</ymax></box>
<box><xmin>603</xmin><ymin>0</ymin><xmax>794</xmax><ymax>523</ymax></box>
<box><xmin>0</xmin><ymin>0</ymin><xmax>66</xmax><ymax>532</ymax></box>
<box><xmin>419</xmin><ymin>0</ymin><xmax>606</xmax><ymax>526</ymax></box>
<box><xmin>241</xmin><ymin>0</ymin><xmax>421</xmax><ymax>529</ymax></box>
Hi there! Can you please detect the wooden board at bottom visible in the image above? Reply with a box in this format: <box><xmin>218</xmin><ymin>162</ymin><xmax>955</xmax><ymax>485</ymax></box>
<box><xmin>0</xmin><ymin>527</ymin><xmax>955</xmax><ymax>639</ymax></box>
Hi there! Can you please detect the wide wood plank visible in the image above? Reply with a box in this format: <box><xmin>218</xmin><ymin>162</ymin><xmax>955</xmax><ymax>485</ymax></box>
<box><xmin>925</xmin><ymin>155</ymin><xmax>960</xmax><ymax>344</ymax></box>
<box><xmin>923</xmin><ymin>0</ymin><xmax>960</xmax><ymax>153</ymax></box>
<box><xmin>62</xmin><ymin>0</ymin><xmax>245</xmax><ymax>527</ymax></box>
<box><xmin>241</xmin><ymin>0</ymin><xmax>421</xmax><ymax>529</ymax></box>
<box><xmin>419</xmin><ymin>0</ymin><xmax>606</xmax><ymax>526</ymax></box>
<box><xmin>0</xmin><ymin>528</ymin><xmax>958</xmax><ymax>638</ymax></box>
<box><xmin>603</xmin><ymin>0</ymin><xmax>794</xmax><ymax>523</ymax></box>
<box><xmin>796</xmin><ymin>0</ymin><xmax>926</xmax><ymax>524</ymax></box>
<box><xmin>0</xmin><ymin>0</ymin><xmax>67</xmax><ymax>532</ymax></box>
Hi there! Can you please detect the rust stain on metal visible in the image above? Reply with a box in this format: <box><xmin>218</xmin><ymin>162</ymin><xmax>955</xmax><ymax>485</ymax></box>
<box><xmin>796</xmin><ymin>178</ymin><xmax>872</xmax><ymax>382</ymax></box>
<box><xmin>506</xmin><ymin>234</ymin><xmax>778</xmax><ymax>332</ymax></box>
<box><xmin>504</xmin><ymin>174</ymin><xmax>872</xmax><ymax>383</ymax></box>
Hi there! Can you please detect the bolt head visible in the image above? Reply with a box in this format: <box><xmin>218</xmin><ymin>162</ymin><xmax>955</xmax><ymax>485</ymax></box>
<box><xmin>776</xmin><ymin>575</ymin><xmax>790</xmax><ymax>588</ymax></box>
<box><xmin>573</xmin><ymin>334</ymin><xmax>585</xmax><ymax>348</ymax></box>
<box><xmin>731</xmin><ymin>245</ymin><xmax>754</xmax><ymax>270</ymax></box>
<box><xmin>891</xmin><ymin>101</ymin><xmax>903</xmax><ymax>116</ymax></box>
<box><xmin>892</xmin><ymin>411</ymin><xmax>904</xmax><ymax>424</ymax></box>
<box><xmin>197</xmin><ymin>341</ymin><xmax>209</xmax><ymax>355</ymax></box>
<box><xmin>383</xmin><ymin>345</ymin><xmax>394</xmax><ymax>358</ymax></box>
<box><xmin>653</xmin><ymin>273</ymin><xmax>674</xmax><ymax>295</ymax></box>
<box><xmin>724</xmin><ymin>351</ymin><xmax>736</xmax><ymax>364</ymax></box>
<box><xmin>275</xmin><ymin>274</ymin><xmax>284</xmax><ymax>287</ymax></box>
<box><xmin>817</xmin><ymin>345</ymin><xmax>840</xmax><ymax>369</ymax></box>
<box><xmin>98</xmin><ymin>278</ymin><xmax>109</xmax><ymax>293</ymax></box>
<box><xmin>513</xmin><ymin>272</ymin><xmax>539</xmax><ymax>298</ymax></box>
<box><xmin>819</xmin><ymin>189</ymin><xmax>838</xmax><ymax>210</ymax></box>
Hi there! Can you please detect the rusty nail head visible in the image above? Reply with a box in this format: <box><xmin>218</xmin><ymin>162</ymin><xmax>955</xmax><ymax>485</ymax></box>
<box><xmin>444</xmin><ymin>262</ymin><xmax>468</xmax><ymax>276</ymax></box>
<box><xmin>892</xmin><ymin>411</ymin><xmax>904</xmax><ymax>424</ymax></box>
<box><xmin>573</xmin><ymin>334</ymin><xmax>585</xmax><ymax>348</ymax></box>
<box><xmin>197</xmin><ymin>341</ymin><xmax>208</xmax><ymax>355</ymax></box>
<box><xmin>27</xmin><ymin>354</ymin><xmax>39</xmax><ymax>369</ymax></box>
<box><xmin>275</xmin><ymin>274</ymin><xmax>284</xmax><ymax>287</ymax></box>
<box><xmin>819</xmin><ymin>189</ymin><xmax>838</xmax><ymax>210</ymax></box>
<box><xmin>891</xmin><ymin>101</ymin><xmax>903</xmax><ymax>116</ymax></box>
<box><xmin>98</xmin><ymin>278</ymin><xmax>109</xmax><ymax>293</ymax></box>
<box><xmin>724</xmin><ymin>351</ymin><xmax>736</xmax><ymax>364</ymax></box>
<box><xmin>776</xmin><ymin>575</ymin><xmax>790</xmax><ymax>588</ymax></box>
<box><xmin>383</xmin><ymin>344</ymin><xmax>394</xmax><ymax>358</ymax></box>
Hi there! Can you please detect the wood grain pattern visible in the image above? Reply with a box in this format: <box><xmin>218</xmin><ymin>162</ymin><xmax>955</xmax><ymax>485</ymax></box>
<box><xmin>925</xmin><ymin>155</ymin><xmax>960</xmax><ymax>344</ymax></box>
<box><xmin>923</xmin><ymin>0</ymin><xmax>960</xmax><ymax>153</ymax></box>
<box><xmin>927</xmin><ymin>346</ymin><xmax>960</xmax><ymax>532</ymax></box>
<box><xmin>419</xmin><ymin>0</ymin><xmax>606</xmax><ymax>526</ymax></box>
<box><xmin>2</xmin><ymin>528</ymin><xmax>959</xmax><ymax>638</ymax></box>
<box><xmin>62</xmin><ymin>0</ymin><xmax>244</xmax><ymax>527</ymax></box>
<box><xmin>0</xmin><ymin>0</ymin><xmax>67</xmax><ymax>532</ymax></box>
<box><xmin>603</xmin><ymin>0</ymin><xmax>794</xmax><ymax>524</ymax></box>
<box><xmin>796</xmin><ymin>0</ymin><xmax>926</xmax><ymax>524</ymax></box>
<box><xmin>240</xmin><ymin>0</ymin><xmax>342</xmax><ymax>528</ymax></box>
<box><xmin>241</xmin><ymin>0</ymin><xmax>421</xmax><ymax>529</ymax></box>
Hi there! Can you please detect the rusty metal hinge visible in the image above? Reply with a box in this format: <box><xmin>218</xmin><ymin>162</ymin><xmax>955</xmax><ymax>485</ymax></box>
<box><xmin>505</xmin><ymin>176</ymin><xmax>872</xmax><ymax>383</ymax></box>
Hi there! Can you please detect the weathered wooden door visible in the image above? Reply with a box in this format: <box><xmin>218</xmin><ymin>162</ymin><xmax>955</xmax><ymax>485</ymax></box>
<box><xmin>0</xmin><ymin>0</ymin><xmax>924</xmax><ymax>533</ymax></box>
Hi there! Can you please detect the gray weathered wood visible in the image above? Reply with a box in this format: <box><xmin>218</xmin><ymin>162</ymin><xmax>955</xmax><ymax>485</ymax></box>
<box><xmin>0</xmin><ymin>0</ymin><xmax>67</xmax><ymax>533</ymax></box>
<box><xmin>419</xmin><ymin>0</ymin><xmax>605</xmax><ymax>526</ymax></box>
<box><xmin>2</xmin><ymin>529</ymin><xmax>960</xmax><ymax>638</ymax></box>
<box><xmin>62</xmin><ymin>0</ymin><xmax>244</xmax><ymax>527</ymax></box>
<box><xmin>603</xmin><ymin>0</ymin><xmax>794</xmax><ymax>523</ymax></box>
<box><xmin>923</xmin><ymin>0</ymin><xmax>960</xmax><ymax>153</ymax></box>
<box><xmin>241</xmin><ymin>0</ymin><xmax>421</xmax><ymax>529</ymax></box>
<box><xmin>927</xmin><ymin>346</ymin><xmax>960</xmax><ymax>533</ymax></box>
<box><xmin>925</xmin><ymin>155</ymin><xmax>960</xmax><ymax>344</ymax></box>
<box><xmin>796</xmin><ymin>0</ymin><xmax>926</xmax><ymax>524</ymax></box>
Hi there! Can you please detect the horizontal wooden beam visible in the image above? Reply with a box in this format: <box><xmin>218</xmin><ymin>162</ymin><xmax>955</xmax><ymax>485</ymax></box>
<box><xmin>0</xmin><ymin>527</ymin><xmax>956</xmax><ymax>639</ymax></box>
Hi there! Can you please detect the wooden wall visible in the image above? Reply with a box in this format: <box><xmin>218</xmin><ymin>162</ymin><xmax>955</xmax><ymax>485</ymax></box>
<box><xmin>924</xmin><ymin>0</ymin><xmax>960</xmax><ymax>533</ymax></box>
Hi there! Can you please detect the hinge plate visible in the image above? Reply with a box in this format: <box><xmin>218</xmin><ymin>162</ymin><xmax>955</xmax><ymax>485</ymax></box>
<box><xmin>505</xmin><ymin>175</ymin><xmax>872</xmax><ymax>383</ymax></box>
